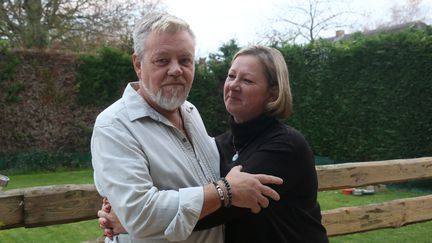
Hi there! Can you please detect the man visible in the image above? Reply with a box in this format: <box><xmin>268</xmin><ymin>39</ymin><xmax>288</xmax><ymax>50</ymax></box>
<box><xmin>91</xmin><ymin>12</ymin><xmax>282</xmax><ymax>243</ymax></box>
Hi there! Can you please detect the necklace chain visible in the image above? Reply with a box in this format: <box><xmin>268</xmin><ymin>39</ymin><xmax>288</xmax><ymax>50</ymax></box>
<box><xmin>231</xmin><ymin>135</ymin><xmax>239</xmax><ymax>162</ymax></box>
<box><xmin>231</xmin><ymin>135</ymin><xmax>241</xmax><ymax>162</ymax></box>
<box><xmin>232</xmin><ymin>135</ymin><xmax>237</xmax><ymax>152</ymax></box>
<box><xmin>231</xmin><ymin>134</ymin><xmax>257</xmax><ymax>162</ymax></box>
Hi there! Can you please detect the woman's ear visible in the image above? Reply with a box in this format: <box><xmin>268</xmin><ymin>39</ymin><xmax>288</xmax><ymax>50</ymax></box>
<box><xmin>268</xmin><ymin>86</ymin><xmax>279</xmax><ymax>102</ymax></box>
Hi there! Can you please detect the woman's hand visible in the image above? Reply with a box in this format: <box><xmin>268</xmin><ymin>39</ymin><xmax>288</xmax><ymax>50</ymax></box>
<box><xmin>98</xmin><ymin>197</ymin><xmax>127</xmax><ymax>240</ymax></box>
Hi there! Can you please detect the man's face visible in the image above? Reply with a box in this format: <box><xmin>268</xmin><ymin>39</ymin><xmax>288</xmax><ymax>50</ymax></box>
<box><xmin>133</xmin><ymin>30</ymin><xmax>195</xmax><ymax>111</ymax></box>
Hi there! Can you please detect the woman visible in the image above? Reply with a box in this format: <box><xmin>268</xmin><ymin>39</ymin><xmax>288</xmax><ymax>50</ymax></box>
<box><xmin>100</xmin><ymin>45</ymin><xmax>328</xmax><ymax>242</ymax></box>
<box><xmin>195</xmin><ymin>45</ymin><xmax>328</xmax><ymax>242</ymax></box>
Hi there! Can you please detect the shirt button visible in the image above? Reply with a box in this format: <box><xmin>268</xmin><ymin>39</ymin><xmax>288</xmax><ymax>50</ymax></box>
<box><xmin>182</xmin><ymin>138</ymin><xmax>187</xmax><ymax>143</ymax></box>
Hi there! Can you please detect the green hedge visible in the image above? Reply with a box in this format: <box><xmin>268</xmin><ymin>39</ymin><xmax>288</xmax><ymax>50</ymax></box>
<box><xmin>1</xmin><ymin>29</ymin><xmax>431</xmax><ymax>170</ymax></box>
<box><xmin>187</xmin><ymin>40</ymin><xmax>240</xmax><ymax>136</ymax></box>
<box><xmin>282</xmin><ymin>28</ymin><xmax>432</xmax><ymax>161</ymax></box>
<box><xmin>192</xmin><ymin>30</ymin><xmax>432</xmax><ymax>162</ymax></box>
<box><xmin>76</xmin><ymin>46</ymin><xmax>136</xmax><ymax>106</ymax></box>
<box><xmin>0</xmin><ymin>150</ymin><xmax>91</xmax><ymax>174</ymax></box>
<box><xmin>0</xmin><ymin>46</ymin><xmax>21</xmax><ymax>103</ymax></box>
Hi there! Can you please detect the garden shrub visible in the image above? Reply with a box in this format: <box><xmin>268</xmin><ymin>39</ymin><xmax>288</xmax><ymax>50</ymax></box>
<box><xmin>76</xmin><ymin>46</ymin><xmax>136</xmax><ymax>106</ymax></box>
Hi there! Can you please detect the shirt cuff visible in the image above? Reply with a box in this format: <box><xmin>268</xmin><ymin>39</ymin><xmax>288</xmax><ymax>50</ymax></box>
<box><xmin>165</xmin><ymin>186</ymin><xmax>204</xmax><ymax>241</ymax></box>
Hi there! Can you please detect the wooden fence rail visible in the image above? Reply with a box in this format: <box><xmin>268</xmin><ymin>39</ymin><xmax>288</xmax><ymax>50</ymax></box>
<box><xmin>1</xmin><ymin>157</ymin><xmax>432</xmax><ymax>236</ymax></box>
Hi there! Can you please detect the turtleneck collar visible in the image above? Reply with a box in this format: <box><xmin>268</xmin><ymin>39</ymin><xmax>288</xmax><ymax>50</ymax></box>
<box><xmin>230</xmin><ymin>113</ymin><xmax>278</xmax><ymax>147</ymax></box>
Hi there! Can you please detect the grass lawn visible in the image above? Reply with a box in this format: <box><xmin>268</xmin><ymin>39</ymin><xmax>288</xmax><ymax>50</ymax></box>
<box><xmin>1</xmin><ymin>169</ymin><xmax>431</xmax><ymax>242</ymax></box>
<box><xmin>4</xmin><ymin>169</ymin><xmax>95</xmax><ymax>190</ymax></box>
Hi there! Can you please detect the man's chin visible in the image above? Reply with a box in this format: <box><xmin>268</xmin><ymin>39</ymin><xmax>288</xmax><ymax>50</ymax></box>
<box><xmin>156</xmin><ymin>97</ymin><xmax>186</xmax><ymax>111</ymax></box>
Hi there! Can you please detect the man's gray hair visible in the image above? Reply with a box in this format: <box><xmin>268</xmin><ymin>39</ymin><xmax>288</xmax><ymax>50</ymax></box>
<box><xmin>133</xmin><ymin>12</ymin><xmax>196</xmax><ymax>61</ymax></box>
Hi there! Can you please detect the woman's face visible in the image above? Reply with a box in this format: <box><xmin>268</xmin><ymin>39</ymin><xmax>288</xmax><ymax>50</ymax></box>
<box><xmin>224</xmin><ymin>54</ymin><xmax>275</xmax><ymax>123</ymax></box>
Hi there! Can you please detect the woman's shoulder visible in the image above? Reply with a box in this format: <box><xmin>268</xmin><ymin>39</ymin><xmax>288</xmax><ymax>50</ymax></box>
<box><xmin>271</xmin><ymin>122</ymin><xmax>308</xmax><ymax>144</ymax></box>
<box><xmin>215</xmin><ymin>130</ymin><xmax>231</xmax><ymax>143</ymax></box>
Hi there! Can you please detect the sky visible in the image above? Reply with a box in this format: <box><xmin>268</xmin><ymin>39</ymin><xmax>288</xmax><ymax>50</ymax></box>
<box><xmin>162</xmin><ymin>0</ymin><xmax>432</xmax><ymax>58</ymax></box>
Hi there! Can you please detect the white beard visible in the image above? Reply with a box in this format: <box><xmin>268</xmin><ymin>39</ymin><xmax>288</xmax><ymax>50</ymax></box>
<box><xmin>142</xmin><ymin>81</ymin><xmax>188</xmax><ymax>111</ymax></box>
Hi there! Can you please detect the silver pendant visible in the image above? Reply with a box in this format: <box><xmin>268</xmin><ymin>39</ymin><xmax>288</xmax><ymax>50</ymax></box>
<box><xmin>232</xmin><ymin>152</ymin><xmax>239</xmax><ymax>162</ymax></box>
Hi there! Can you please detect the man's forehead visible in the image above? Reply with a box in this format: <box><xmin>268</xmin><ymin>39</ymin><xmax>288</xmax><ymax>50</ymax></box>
<box><xmin>149</xmin><ymin>48</ymin><xmax>194</xmax><ymax>57</ymax></box>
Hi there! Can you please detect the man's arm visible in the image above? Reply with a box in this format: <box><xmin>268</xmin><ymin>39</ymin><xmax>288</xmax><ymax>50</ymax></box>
<box><xmin>93</xmin><ymin>124</ymin><xmax>282</xmax><ymax>240</ymax></box>
<box><xmin>92</xmin><ymin>124</ymin><xmax>202</xmax><ymax>241</ymax></box>
<box><xmin>99</xmin><ymin>166</ymin><xmax>282</xmax><ymax>236</ymax></box>
<box><xmin>200</xmin><ymin>165</ymin><xmax>282</xmax><ymax>219</ymax></box>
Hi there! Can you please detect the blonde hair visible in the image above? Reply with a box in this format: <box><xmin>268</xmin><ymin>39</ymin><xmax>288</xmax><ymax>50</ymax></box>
<box><xmin>232</xmin><ymin>45</ymin><xmax>292</xmax><ymax>119</ymax></box>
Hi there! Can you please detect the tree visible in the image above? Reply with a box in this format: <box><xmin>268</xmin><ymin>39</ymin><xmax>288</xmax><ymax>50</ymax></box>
<box><xmin>362</xmin><ymin>0</ymin><xmax>430</xmax><ymax>31</ymax></box>
<box><xmin>0</xmin><ymin>0</ymin><xmax>163</xmax><ymax>51</ymax></box>
<box><xmin>190</xmin><ymin>39</ymin><xmax>241</xmax><ymax>136</ymax></box>
<box><xmin>206</xmin><ymin>39</ymin><xmax>240</xmax><ymax>82</ymax></box>
<box><xmin>261</xmin><ymin>0</ymin><xmax>354</xmax><ymax>45</ymax></box>
<box><xmin>23</xmin><ymin>0</ymin><xmax>46</xmax><ymax>48</ymax></box>
<box><xmin>389</xmin><ymin>0</ymin><xmax>429</xmax><ymax>25</ymax></box>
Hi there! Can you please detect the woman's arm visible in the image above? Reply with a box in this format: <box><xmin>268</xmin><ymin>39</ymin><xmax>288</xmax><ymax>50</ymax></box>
<box><xmin>195</xmin><ymin>127</ymin><xmax>316</xmax><ymax>230</ymax></box>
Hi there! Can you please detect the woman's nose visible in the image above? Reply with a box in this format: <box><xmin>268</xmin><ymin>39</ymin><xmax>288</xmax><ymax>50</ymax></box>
<box><xmin>229</xmin><ymin>79</ymin><xmax>240</xmax><ymax>91</ymax></box>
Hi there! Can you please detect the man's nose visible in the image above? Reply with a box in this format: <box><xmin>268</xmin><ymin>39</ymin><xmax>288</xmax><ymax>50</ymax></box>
<box><xmin>167</xmin><ymin>61</ymin><xmax>183</xmax><ymax>77</ymax></box>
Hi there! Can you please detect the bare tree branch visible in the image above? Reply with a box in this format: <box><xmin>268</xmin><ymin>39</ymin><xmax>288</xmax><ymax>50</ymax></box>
<box><xmin>0</xmin><ymin>0</ymin><xmax>164</xmax><ymax>50</ymax></box>
<box><xmin>261</xmin><ymin>0</ymin><xmax>356</xmax><ymax>44</ymax></box>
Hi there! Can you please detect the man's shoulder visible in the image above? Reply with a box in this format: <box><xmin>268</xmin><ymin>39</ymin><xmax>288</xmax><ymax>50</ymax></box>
<box><xmin>182</xmin><ymin>101</ymin><xmax>201</xmax><ymax>117</ymax></box>
<box><xmin>95</xmin><ymin>98</ymin><xmax>126</xmax><ymax>127</ymax></box>
<box><xmin>183</xmin><ymin>100</ymin><xmax>197</xmax><ymax>110</ymax></box>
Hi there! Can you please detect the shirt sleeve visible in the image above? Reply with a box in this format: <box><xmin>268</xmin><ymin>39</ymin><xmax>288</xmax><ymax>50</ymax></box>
<box><xmin>91</xmin><ymin>123</ymin><xmax>204</xmax><ymax>241</ymax></box>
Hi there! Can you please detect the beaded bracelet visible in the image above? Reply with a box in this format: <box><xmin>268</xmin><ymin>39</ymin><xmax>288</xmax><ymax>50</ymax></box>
<box><xmin>212</xmin><ymin>181</ymin><xmax>225</xmax><ymax>208</ymax></box>
<box><xmin>221</xmin><ymin>177</ymin><xmax>232</xmax><ymax>208</ymax></box>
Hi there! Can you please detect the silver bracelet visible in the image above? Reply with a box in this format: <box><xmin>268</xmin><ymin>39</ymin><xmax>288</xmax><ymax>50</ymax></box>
<box><xmin>212</xmin><ymin>181</ymin><xmax>224</xmax><ymax>208</ymax></box>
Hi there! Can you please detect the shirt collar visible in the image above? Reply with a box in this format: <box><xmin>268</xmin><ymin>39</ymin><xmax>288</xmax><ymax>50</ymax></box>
<box><xmin>123</xmin><ymin>81</ymin><xmax>194</xmax><ymax>123</ymax></box>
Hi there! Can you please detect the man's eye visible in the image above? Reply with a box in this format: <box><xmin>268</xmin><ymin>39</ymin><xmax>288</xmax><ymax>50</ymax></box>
<box><xmin>180</xmin><ymin>58</ymin><xmax>193</xmax><ymax>65</ymax></box>
<box><xmin>154</xmin><ymin>59</ymin><xmax>169</xmax><ymax>65</ymax></box>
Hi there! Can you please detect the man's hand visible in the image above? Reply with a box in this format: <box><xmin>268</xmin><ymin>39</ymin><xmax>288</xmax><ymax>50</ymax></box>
<box><xmin>98</xmin><ymin>197</ymin><xmax>127</xmax><ymax>240</ymax></box>
<box><xmin>226</xmin><ymin>165</ymin><xmax>283</xmax><ymax>213</ymax></box>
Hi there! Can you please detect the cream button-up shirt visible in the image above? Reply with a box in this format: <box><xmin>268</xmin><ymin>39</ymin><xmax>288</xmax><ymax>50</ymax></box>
<box><xmin>91</xmin><ymin>82</ymin><xmax>223</xmax><ymax>243</ymax></box>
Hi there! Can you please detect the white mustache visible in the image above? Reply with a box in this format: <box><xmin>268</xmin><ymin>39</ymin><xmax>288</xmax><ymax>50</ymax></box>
<box><xmin>161</xmin><ymin>77</ymin><xmax>186</xmax><ymax>86</ymax></box>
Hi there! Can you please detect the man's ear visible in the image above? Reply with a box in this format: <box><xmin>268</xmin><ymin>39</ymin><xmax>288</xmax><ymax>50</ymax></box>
<box><xmin>132</xmin><ymin>54</ymin><xmax>142</xmax><ymax>80</ymax></box>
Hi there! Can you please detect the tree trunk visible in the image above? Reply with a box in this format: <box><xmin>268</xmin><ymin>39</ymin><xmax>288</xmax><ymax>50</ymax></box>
<box><xmin>23</xmin><ymin>0</ymin><xmax>47</xmax><ymax>48</ymax></box>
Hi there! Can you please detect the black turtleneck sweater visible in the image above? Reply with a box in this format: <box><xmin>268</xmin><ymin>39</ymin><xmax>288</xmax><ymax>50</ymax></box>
<box><xmin>195</xmin><ymin>114</ymin><xmax>328</xmax><ymax>243</ymax></box>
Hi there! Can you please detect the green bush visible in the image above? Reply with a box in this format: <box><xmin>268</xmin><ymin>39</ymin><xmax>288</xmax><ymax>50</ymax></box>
<box><xmin>188</xmin><ymin>40</ymin><xmax>240</xmax><ymax>136</ymax></box>
<box><xmin>0</xmin><ymin>46</ymin><xmax>21</xmax><ymax>103</ymax></box>
<box><xmin>2</xmin><ymin>28</ymin><xmax>431</xmax><ymax>165</ymax></box>
<box><xmin>192</xmin><ymin>30</ymin><xmax>432</xmax><ymax>162</ymax></box>
<box><xmin>0</xmin><ymin>150</ymin><xmax>92</xmax><ymax>175</ymax></box>
<box><xmin>279</xmin><ymin>28</ymin><xmax>432</xmax><ymax>161</ymax></box>
<box><xmin>76</xmin><ymin>46</ymin><xmax>136</xmax><ymax>106</ymax></box>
